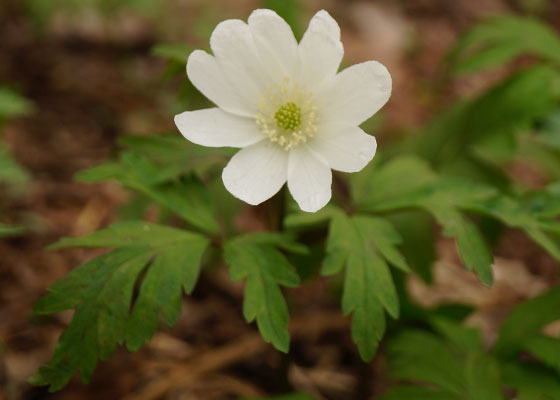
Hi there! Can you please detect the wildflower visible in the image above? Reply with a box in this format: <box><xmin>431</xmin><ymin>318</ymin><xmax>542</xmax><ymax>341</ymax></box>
<box><xmin>175</xmin><ymin>9</ymin><xmax>391</xmax><ymax>212</ymax></box>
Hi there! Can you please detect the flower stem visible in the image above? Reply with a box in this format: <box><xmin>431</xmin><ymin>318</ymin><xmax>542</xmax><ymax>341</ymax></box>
<box><xmin>263</xmin><ymin>186</ymin><xmax>286</xmax><ymax>232</ymax></box>
<box><xmin>261</xmin><ymin>186</ymin><xmax>291</xmax><ymax>390</ymax></box>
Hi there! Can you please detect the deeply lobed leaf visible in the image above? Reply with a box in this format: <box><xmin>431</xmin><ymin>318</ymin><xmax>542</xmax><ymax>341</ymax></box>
<box><xmin>358</xmin><ymin>157</ymin><xmax>496</xmax><ymax>284</ymax></box>
<box><xmin>323</xmin><ymin>211</ymin><xmax>408</xmax><ymax>360</ymax></box>
<box><xmin>386</xmin><ymin>325</ymin><xmax>504</xmax><ymax>400</ymax></box>
<box><xmin>384</xmin><ymin>298</ymin><xmax>560</xmax><ymax>399</ymax></box>
<box><xmin>31</xmin><ymin>222</ymin><xmax>209</xmax><ymax>391</ymax></box>
<box><xmin>224</xmin><ymin>237</ymin><xmax>302</xmax><ymax>353</ymax></box>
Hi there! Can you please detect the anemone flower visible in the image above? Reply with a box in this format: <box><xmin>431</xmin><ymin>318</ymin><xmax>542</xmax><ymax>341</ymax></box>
<box><xmin>175</xmin><ymin>9</ymin><xmax>391</xmax><ymax>212</ymax></box>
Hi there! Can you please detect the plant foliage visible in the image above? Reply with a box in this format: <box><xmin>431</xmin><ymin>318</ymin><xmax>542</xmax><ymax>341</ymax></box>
<box><xmin>382</xmin><ymin>288</ymin><xmax>560</xmax><ymax>400</ymax></box>
<box><xmin>322</xmin><ymin>210</ymin><xmax>408</xmax><ymax>360</ymax></box>
<box><xmin>29</xmin><ymin>10</ymin><xmax>560</xmax><ymax>395</ymax></box>
<box><xmin>224</xmin><ymin>233</ymin><xmax>306</xmax><ymax>352</ymax></box>
<box><xmin>0</xmin><ymin>87</ymin><xmax>32</xmax><ymax>236</ymax></box>
<box><xmin>30</xmin><ymin>222</ymin><xmax>209</xmax><ymax>391</ymax></box>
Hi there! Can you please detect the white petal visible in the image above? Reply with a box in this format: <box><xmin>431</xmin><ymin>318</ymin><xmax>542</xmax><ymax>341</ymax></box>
<box><xmin>310</xmin><ymin>123</ymin><xmax>377</xmax><ymax>172</ymax></box>
<box><xmin>210</xmin><ymin>19</ymin><xmax>269</xmax><ymax>108</ymax></box>
<box><xmin>249</xmin><ymin>9</ymin><xmax>299</xmax><ymax>82</ymax></box>
<box><xmin>174</xmin><ymin>108</ymin><xmax>263</xmax><ymax>148</ymax></box>
<box><xmin>298</xmin><ymin>10</ymin><xmax>344</xmax><ymax>90</ymax></box>
<box><xmin>318</xmin><ymin>60</ymin><xmax>392</xmax><ymax>126</ymax></box>
<box><xmin>222</xmin><ymin>141</ymin><xmax>288</xmax><ymax>205</ymax></box>
<box><xmin>187</xmin><ymin>50</ymin><xmax>255</xmax><ymax>117</ymax></box>
<box><xmin>287</xmin><ymin>145</ymin><xmax>332</xmax><ymax>213</ymax></box>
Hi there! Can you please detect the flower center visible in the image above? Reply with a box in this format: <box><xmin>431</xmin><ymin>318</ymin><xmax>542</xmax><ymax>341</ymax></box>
<box><xmin>256</xmin><ymin>77</ymin><xmax>319</xmax><ymax>151</ymax></box>
<box><xmin>274</xmin><ymin>102</ymin><xmax>302</xmax><ymax>131</ymax></box>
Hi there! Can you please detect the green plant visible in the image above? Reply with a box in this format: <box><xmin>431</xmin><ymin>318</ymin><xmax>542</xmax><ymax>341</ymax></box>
<box><xmin>29</xmin><ymin>9</ymin><xmax>560</xmax><ymax>398</ymax></box>
<box><xmin>382</xmin><ymin>288</ymin><xmax>560</xmax><ymax>400</ymax></box>
<box><xmin>0</xmin><ymin>87</ymin><xmax>32</xmax><ymax>236</ymax></box>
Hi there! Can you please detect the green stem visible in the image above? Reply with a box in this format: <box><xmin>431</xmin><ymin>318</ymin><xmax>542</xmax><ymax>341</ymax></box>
<box><xmin>261</xmin><ymin>186</ymin><xmax>291</xmax><ymax>390</ymax></box>
<box><xmin>263</xmin><ymin>186</ymin><xmax>286</xmax><ymax>232</ymax></box>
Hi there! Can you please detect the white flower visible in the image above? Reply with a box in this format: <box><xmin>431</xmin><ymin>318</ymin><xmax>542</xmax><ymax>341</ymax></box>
<box><xmin>175</xmin><ymin>9</ymin><xmax>391</xmax><ymax>212</ymax></box>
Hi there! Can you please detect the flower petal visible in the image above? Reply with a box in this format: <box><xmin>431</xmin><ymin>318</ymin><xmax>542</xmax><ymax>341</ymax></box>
<box><xmin>222</xmin><ymin>141</ymin><xmax>288</xmax><ymax>205</ymax></box>
<box><xmin>249</xmin><ymin>9</ymin><xmax>299</xmax><ymax>82</ymax></box>
<box><xmin>187</xmin><ymin>50</ymin><xmax>255</xmax><ymax>117</ymax></box>
<box><xmin>210</xmin><ymin>19</ymin><xmax>269</xmax><ymax>108</ymax></box>
<box><xmin>174</xmin><ymin>108</ymin><xmax>263</xmax><ymax>148</ymax></box>
<box><xmin>287</xmin><ymin>145</ymin><xmax>332</xmax><ymax>212</ymax></box>
<box><xmin>318</xmin><ymin>60</ymin><xmax>392</xmax><ymax>126</ymax></box>
<box><xmin>298</xmin><ymin>10</ymin><xmax>344</xmax><ymax>90</ymax></box>
<box><xmin>310</xmin><ymin>123</ymin><xmax>377</xmax><ymax>172</ymax></box>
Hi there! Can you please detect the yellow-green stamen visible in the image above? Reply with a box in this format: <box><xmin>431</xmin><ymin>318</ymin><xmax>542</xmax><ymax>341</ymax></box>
<box><xmin>274</xmin><ymin>102</ymin><xmax>302</xmax><ymax>131</ymax></box>
<box><xmin>256</xmin><ymin>77</ymin><xmax>319</xmax><ymax>151</ymax></box>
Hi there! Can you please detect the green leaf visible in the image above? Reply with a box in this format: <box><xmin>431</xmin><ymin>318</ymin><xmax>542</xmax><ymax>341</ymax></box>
<box><xmin>229</xmin><ymin>232</ymin><xmax>308</xmax><ymax>255</ymax></box>
<box><xmin>416</xmin><ymin>67</ymin><xmax>560</xmax><ymax>172</ymax></box>
<box><xmin>118</xmin><ymin>134</ymin><xmax>234</xmax><ymax>175</ymax></box>
<box><xmin>346</xmin><ymin>220</ymin><xmax>400</xmax><ymax>320</ymax></box>
<box><xmin>538</xmin><ymin>109</ymin><xmax>560</xmax><ymax>151</ymax></box>
<box><xmin>450</xmin><ymin>15</ymin><xmax>560</xmax><ymax>74</ymax></box>
<box><xmin>223</xmin><ymin>240</ymin><xmax>300</xmax><ymax>353</ymax></box>
<box><xmin>415</xmin><ymin>101</ymin><xmax>471</xmax><ymax>163</ymax></box>
<box><xmin>323</xmin><ymin>212</ymin><xmax>407</xmax><ymax>360</ymax></box>
<box><xmin>32</xmin><ymin>248</ymin><xmax>151</xmax><ymax>390</ymax></box>
<box><xmin>387</xmin><ymin>328</ymin><xmax>504</xmax><ymax>399</ymax></box>
<box><xmin>525</xmin><ymin>335</ymin><xmax>560</xmax><ymax>375</ymax></box>
<box><xmin>380</xmin><ymin>386</ymin><xmax>459</xmax><ymax>400</ymax></box>
<box><xmin>465</xmin><ymin>66</ymin><xmax>560</xmax><ymax>142</ymax></box>
<box><xmin>0</xmin><ymin>223</ymin><xmax>25</xmax><ymax>237</ymax></box>
<box><xmin>0</xmin><ymin>87</ymin><xmax>33</xmax><ymax>120</ymax></box>
<box><xmin>358</xmin><ymin>163</ymin><xmax>495</xmax><ymax>283</ymax></box>
<box><xmin>76</xmin><ymin>139</ymin><xmax>226</xmax><ymax>233</ymax></box>
<box><xmin>431</xmin><ymin>208</ymin><xmax>494</xmax><ymax>285</ymax></box>
<box><xmin>125</xmin><ymin>239</ymin><xmax>206</xmax><ymax>351</ymax></box>
<box><xmin>532</xmin><ymin>152</ymin><xmax>560</xmax><ymax>181</ymax></box>
<box><xmin>31</xmin><ymin>222</ymin><xmax>209</xmax><ymax>391</ymax></box>
<box><xmin>284</xmin><ymin>204</ymin><xmax>338</xmax><ymax>230</ymax></box>
<box><xmin>151</xmin><ymin>44</ymin><xmax>196</xmax><ymax>78</ymax></box>
<box><xmin>502</xmin><ymin>363</ymin><xmax>560</xmax><ymax>399</ymax></box>
<box><xmin>520</xmin><ymin>183</ymin><xmax>560</xmax><ymax>218</ymax></box>
<box><xmin>517</xmin><ymin>391</ymin><xmax>555</xmax><ymax>400</ymax></box>
<box><xmin>151</xmin><ymin>43</ymin><xmax>193</xmax><ymax>64</ymax></box>
<box><xmin>354</xmin><ymin>216</ymin><xmax>410</xmax><ymax>273</ymax></box>
<box><xmin>388</xmin><ymin>211</ymin><xmax>436</xmax><ymax>283</ymax></box>
<box><xmin>136</xmin><ymin>176</ymin><xmax>219</xmax><ymax>234</ymax></box>
<box><xmin>353</xmin><ymin>156</ymin><xmax>437</xmax><ymax>209</ymax></box>
<box><xmin>345</xmin><ymin>217</ymin><xmax>401</xmax><ymax>319</ymax></box>
<box><xmin>241</xmin><ymin>393</ymin><xmax>315</xmax><ymax>400</ymax></box>
<box><xmin>493</xmin><ymin>287</ymin><xmax>560</xmax><ymax>359</ymax></box>
<box><xmin>261</xmin><ymin>0</ymin><xmax>302</xmax><ymax>39</ymax></box>
<box><xmin>47</xmin><ymin>221</ymin><xmax>203</xmax><ymax>250</ymax></box>
<box><xmin>464</xmin><ymin>350</ymin><xmax>503</xmax><ymax>400</ymax></box>
<box><xmin>467</xmin><ymin>196</ymin><xmax>560</xmax><ymax>262</ymax></box>
<box><xmin>77</xmin><ymin>154</ymin><xmax>218</xmax><ymax>234</ymax></box>
<box><xmin>360</xmin><ymin>163</ymin><xmax>496</xmax><ymax>214</ymax></box>
<box><xmin>430</xmin><ymin>317</ymin><xmax>482</xmax><ymax>352</ymax></box>
<box><xmin>76</xmin><ymin>151</ymin><xmax>183</xmax><ymax>186</ymax></box>
<box><xmin>0</xmin><ymin>144</ymin><xmax>29</xmax><ymax>185</ymax></box>
<box><xmin>387</xmin><ymin>330</ymin><xmax>466</xmax><ymax>395</ymax></box>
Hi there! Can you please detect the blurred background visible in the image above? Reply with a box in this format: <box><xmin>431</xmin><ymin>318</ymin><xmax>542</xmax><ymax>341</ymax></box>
<box><xmin>1</xmin><ymin>0</ymin><xmax>560</xmax><ymax>399</ymax></box>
